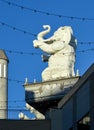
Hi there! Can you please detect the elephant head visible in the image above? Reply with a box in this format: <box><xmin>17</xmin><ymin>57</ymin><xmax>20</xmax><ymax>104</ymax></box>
<box><xmin>33</xmin><ymin>25</ymin><xmax>77</xmax><ymax>53</ymax></box>
<box><xmin>37</xmin><ymin>25</ymin><xmax>74</xmax><ymax>45</ymax></box>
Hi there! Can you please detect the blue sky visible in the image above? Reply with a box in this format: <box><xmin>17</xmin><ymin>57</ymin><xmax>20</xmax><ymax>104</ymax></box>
<box><xmin>0</xmin><ymin>0</ymin><xmax>94</xmax><ymax>119</ymax></box>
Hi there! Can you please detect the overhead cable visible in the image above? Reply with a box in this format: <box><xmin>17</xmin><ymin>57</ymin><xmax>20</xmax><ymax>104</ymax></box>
<box><xmin>0</xmin><ymin>108</ymin><xmax>30</xmax><ymax>111</ymax></box>
<box><xmin>0</xmin><ymin>21</ymin><xmax>36</xmax><ymax>37</ymax></box>
<box><xmin>0</xmin><ymin>77</ymin><xmax>24</xmax><ymax>83</ymax></box>
<box><xmin>5</xmin><ymin>48</ymin><xmax>94</xmax><ymax>56</ymax></box>
<box><xmin>0</xmin><ymin>100</ymin><xmax>25</xmax><ymax>103</ymax></box>
<box><xmin>0</xmin><ymin>0</ymin><xmax>94</xmax><ymax>21</ymax></box>
<box><xmin>1</xmin><ymin>21</ymin><xmax>94</xmax><ymax>42</ymax></box>
<box><xmin>5</xmin><ymin>49</ymin><xmax>41</xmax><ymax>55</ymax></box>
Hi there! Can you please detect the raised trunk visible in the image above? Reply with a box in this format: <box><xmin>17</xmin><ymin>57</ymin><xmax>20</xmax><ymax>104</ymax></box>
<box><xmin>37</xmin><ymin>25</ymin><xmax>51</xmax><ymax>42</ymax></box>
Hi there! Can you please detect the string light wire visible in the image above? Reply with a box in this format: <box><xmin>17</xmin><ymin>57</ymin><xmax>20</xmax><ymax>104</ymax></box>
<box><xmin>4</xmin><ymin>48</ymin><xmax>94</xmax><ymax>56</ymax></box>
<box><xmin>0</xmin><ymin>21</ymin><xmax>37</xmax><ymax>37</ymax></box>
<box><xmin>0</xmin><ymin>0</ymin><xmax>94</xmax><ymax>21</ymax></box>
<box><xmin>1</xmin><ymin>20</ymin><xmax>94</xmax><ymax>45</ymax></box>
<box><xmin>0</xmin><ymin>77</ymin><xmax>24</xmax><ymax>84</ymax></box>
<box><xmin>0</xmin><ymin>20</ymin><xmax>94</xmax><ymax>46</ymax></box>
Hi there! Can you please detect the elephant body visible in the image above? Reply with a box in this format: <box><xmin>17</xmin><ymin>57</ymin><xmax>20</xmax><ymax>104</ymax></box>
<box><xmin>33</xmin><ymin>25</ymin><xmax>77</xmax><ymax>81</ymax></box>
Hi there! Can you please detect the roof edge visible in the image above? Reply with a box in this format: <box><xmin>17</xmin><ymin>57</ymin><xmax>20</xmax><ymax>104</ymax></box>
<box><xmin>0</xmin><ymin>50</ymin><xmax>9</xmax><ymax>62</ymax></box>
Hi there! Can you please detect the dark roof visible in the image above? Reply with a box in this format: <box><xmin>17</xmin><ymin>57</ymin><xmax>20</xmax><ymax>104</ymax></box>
<box><xmin>0</xmin><ymin>50</ymin><xmax>9</xmax><ymax>61</ymax></box>
<box><xmin>58</xmin><ymin>63</ymin><xmax>94</xmax><ymax>108</ymax></box>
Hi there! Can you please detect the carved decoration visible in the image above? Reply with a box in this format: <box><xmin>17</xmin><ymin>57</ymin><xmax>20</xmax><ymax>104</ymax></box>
<box><xmin>33</xmin><ymin>25</ymin><xmax>77</xmax><ymax>81</ymax></box>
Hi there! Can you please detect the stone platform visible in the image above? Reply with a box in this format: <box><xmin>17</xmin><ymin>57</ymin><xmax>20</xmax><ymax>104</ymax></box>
<box><xmin>24</xmin><ymin>76</ymin><xmax>79</xmax><ymax>103</ymax></box>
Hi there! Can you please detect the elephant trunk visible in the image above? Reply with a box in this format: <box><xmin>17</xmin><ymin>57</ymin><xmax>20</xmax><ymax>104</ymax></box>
<box><xmin>37</xmin><ymin>25</ymin><xmax>51</xmax><ymax>42</ymax></box>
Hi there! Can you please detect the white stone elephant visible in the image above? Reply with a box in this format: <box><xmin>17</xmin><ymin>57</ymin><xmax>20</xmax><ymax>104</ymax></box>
<box><xmin>33</xmin><ymin>25</ymin><xmax>77</xmax><ymax>81</ymax></box>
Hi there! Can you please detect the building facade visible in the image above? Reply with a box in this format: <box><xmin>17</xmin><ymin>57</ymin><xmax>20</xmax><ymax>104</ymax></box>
<box><xmin>1</xmin><ymin>48</ymin><xmax>94</xmax><ymax>129</ymax></box>
<box><xmin>47</xmin><ymin>63</ymin><xmax>94</xmax><ymax>130</ymax></box>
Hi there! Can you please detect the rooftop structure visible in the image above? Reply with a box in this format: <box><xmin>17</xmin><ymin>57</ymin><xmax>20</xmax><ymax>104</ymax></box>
<box><xmin>0</xmin><ymin>50</ymin><xmax>9</xmax><ymax>61</ymax></box>
<box><xmin>0</xmin><ymin>50</ymin><xmax>9</xmax><ymax>119</ymax></box>
<box><xmin>20</xmin><ymin>25</ymin><xmax>79</xmax><ymax>119</ymax></box>
<box><xmin>24</xmin><ymin>76</ymin><xmax>79</xmax><ymax>115</ymax></box>
<box><xmin>48</xmin><ymin>63</ymin><xmax>94</xmax><ymax>130</ymax></box>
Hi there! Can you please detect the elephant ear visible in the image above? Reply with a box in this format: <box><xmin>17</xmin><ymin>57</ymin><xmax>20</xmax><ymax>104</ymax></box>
<box><xmin>62</xmin><ymin>26</ymin><xmax>72</xmax><ymax>45</ymax></box>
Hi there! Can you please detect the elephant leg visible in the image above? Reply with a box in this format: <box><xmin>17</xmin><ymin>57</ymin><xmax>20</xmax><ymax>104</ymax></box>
<box><xmin>42</xmin><ymin>68</ymin><xmax>51</xmax><ymax>81</ymax></box>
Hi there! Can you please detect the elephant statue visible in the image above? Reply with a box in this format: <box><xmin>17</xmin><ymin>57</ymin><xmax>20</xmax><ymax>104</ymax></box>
<box><xmin>33</xmin><ymin>25</ymin><xmax>77</xmax><ymax>81</ymax></box>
